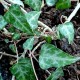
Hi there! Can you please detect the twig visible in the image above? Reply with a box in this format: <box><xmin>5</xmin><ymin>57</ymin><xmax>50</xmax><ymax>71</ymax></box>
<box><xmin>0</xmin><ymin>55</ymin><xmax>2</xmax><ymax>59</ymax></box>
<box><xmin>38</xmin><ymin>21</ymin><xmax>53</xmax><ymax>32</ymax></box>
<box><xmin>31</xmin><ymin>54</ymin><xmax>51</xmax><ymax>75</ymax></box>
<box><xmin>67</xmin><ymin>3</ymin><xmax>80</xmax><ymax>22</ymax></box>
<box><xmin>11</xmin><ymin>75</ymin><xmax>15</xmax><ymax>80</ymax></box>
<box><xmin>14</xmin><ymin>42</ymin><xmax>19</xmax><ymax>63</ymax></box>
<box><xmin>29</xmin><ymin>51</ymin><xmax>39</xmax><ymax>80</ymax></box>
<box><xmin>0</xmin><ymin>52</ymin><xmax>17</xmax><ymax>58</ymax></box>
<box><xmin>30</xmin><ymin>40</ymin><xmax>46</xmax><ymax>56</ymax></box>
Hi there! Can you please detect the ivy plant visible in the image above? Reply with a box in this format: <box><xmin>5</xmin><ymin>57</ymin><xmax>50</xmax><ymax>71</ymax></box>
<box><xmin>0</xmin><ymin>0</ymin><xmax>80</xmax><ymax>80</ymax></box>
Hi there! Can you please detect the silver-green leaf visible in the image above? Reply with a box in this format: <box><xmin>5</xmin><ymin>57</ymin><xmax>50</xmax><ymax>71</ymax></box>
<box><xmin>23</xmin><ymin>37</ymin><xmax>34</xmax><ymax>50</ymax></box>
<box><xmin>39</xmin><ymin>43</ymin><xmax>80</xmax><ymax>69</ymax></box>
<box><xmin>0</xmin><ymin>73</ymin><xmax>3</xmax><ymax>80</ymax></box>
<box><xmin>24</xmin><ymin>0</ymin><xmax>42</xmax><ymax>11</ymax></box>
<box><xmin>47</xmin><ymin>68</ymin><xmax>64</xmax><ymax>80</ymax></box>
<box><xmin>46</xmin><ymin>0</ymin><xmax>58</xmax><ymax>6</ymax></box>
<box><xmin>4</xmin><ymin>4</ymin><xmax>33</xmax><ymax>35</ymax></box>
<box><xmin>8</xmin><ymin>0</ymin><xmax>24</xmax><ymax>7</ymax></box>
<box><xmin>57</xmin><ymin>22</ymin><xmax>74</xmax><ymax>44</ymax></box>
<box><xmin>10</xmin><ymin>58</ymin><xmax>36</xmax><ymax>80</ymax></box>
<box><xmin>25</xmin><ymin>11</ymin><xmax>41</xmax><ymax>30</ymax></box>
<box><xmin>0</xmin><ymin>15</ymin><xmax>7</xmax><ymax>30</ymax></box>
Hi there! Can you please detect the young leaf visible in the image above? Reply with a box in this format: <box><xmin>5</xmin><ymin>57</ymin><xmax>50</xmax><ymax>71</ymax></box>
<box><xmin>0</xmin><ymin>15</ymin><xmax>7</xmax><ymax>30</ymax></box>
<box><xmin>0</xmin><ymin>73</ymin><xmax>3</xmax><ymax>80</ymax></box>
<box><xmin>12</xmin><ymin>33</ymin><xmax>20</xmax><ymax>40</ymax></box>
<box><xmin>57</xmin><ymin>22</ymin><xmax>74</xmax><ymax>44</ymax></box>
<box><xmin>9</xmin><ymin>44</ymin><xmax>16</xmax><ymax>53</ymax></box>
<box><xmin>56</xmin><ymin>0</ymin><xmax>71</xmax><ymax>9</ymax></box>
<box><xmin>10</xmin><ymin>58</ymin><xmax>36</xmax><ymax>80</ymax></box>
<box><xmin>25</xmin><ymin>11</ymin><xmax>41</xmax><ymax>30</ymax></box>
<box><xmin>39</xmin><ymin>43</ymin><xmax>80</xmax><ymax>69</ymax></box>
<box><xmin>24</xmin><ymin>0</ymin><xmax>42</xmax><ymax>11</ymax></box>
<box><xmin>8</xmin><ymin>0</ymin><xmax>24</xmax><ymax>7</ymax></box>
<box><xmin>47</xmin><ymin>68</ymin><xmax>64</xmax><ymax>80</ymax></box>
<box><xmin>46</xmin><ymin>0</ymin><xmax>58</xmax><ymax>6</ymax></box>
<box><xmin>45</xmin><ymin>36</ymin><xmax>52</xmax><ymax>43</ymax></box>
<box><xmin>4</xmin><ymin>4</ymin><xmax>33</xmax><ymax>35</ymax></box>
<box><xmin>4</xmin><ymin>39</ymin><xmax>9</xmax><ymax>43</ymax></box>
<box><xmin>23</xmin><ymin>37</ymin><xmax>34</xmax><ymax>50</ymax></box>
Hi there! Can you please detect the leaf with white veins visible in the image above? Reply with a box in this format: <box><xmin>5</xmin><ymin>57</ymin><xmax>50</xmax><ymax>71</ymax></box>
<box><xmin>24</xmin><ymin>0</ymin><xmax>42</xmax><ymax>11</ymax></box>
<box><xmin>4</xmin><ymin>4</ymin><xmax>33</xmax><ymax>35</ymax></box>
<box><xmin>47</xmin><ymin>68</ymin><xmax>64</xmax><ymax>80</ymax></box>
<box><xmin>10</xmin><ymin>58</ymin><xmax>36</xmax><ymax>80</ymax></box>
<box><xmin>0</xmin><ymin>15</ymin><xmax>7</xmax><ymax>30</ymax></box>
<box><xmin>57</xmin><ymin>22</ymin><xmax>74</xmax><ymax>44</ymax></box>
<box><xmin>23</xmin><ymin>37</ymin><xmax>34</xmax><ymax>50</ymax></box>
<box><xmin>39</xmin><ymin>43</ymin><xmax>80</xmax><ymax>69</ymax></box>
<box><xmin>25</xmin><ymin>11</ymin><xmax>41</xmax><ymax>30</ymax></box>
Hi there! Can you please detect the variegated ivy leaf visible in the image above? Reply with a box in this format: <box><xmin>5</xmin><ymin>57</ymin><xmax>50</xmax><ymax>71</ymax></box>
<box><xmin>0</xmin><ymin>73</ymin><xmax>3</xmax><ymax>80</ymax></box>
<box><xmin>4</xmin><ymin>4</ymin><xmax>33</xmax><ymax>35</ymax></box>
<box><xmin>57</xmin><ymin>22</ymin><xmax>74</xmax><ymax>44</ymax></box>
<box><xmin>39</xmin><ymin>43</ymin><xmax>80</xmax><ymax>69</ymax></box>
<box><xmin>0</xmin><ymin>15</ymin><xmax>7</xmax><ymax>30</ymax></box>
<box><xmin>24</xmin><ymin>0</ymin><xmax>42</xmax><ymax>11</ymax></box>
<box><xmin>10</xmin><ymin>58</ymin><xmax>36</xmax><ymax>80</ymax></box>
<box><xmin>47</xmin><ymin>68</ymin><xmax>64</xmax><ymax>80</ymax></box>
<box><xmin>8</xmin><ymin>0</ymin><xmax>24</xmax><ymax>7</ymax></box>
<box><xmin>25</xmin><ymin>11</ymin><xmax>41</xmax><ymax>30</ymax></box>
<box><xmin>46</xmin><ymin>0</ymin><xmax>58</xmax><ymax>6</ymax></box>
<box><xmin>23</xmin><ymin>37</ymin><xmax>34</xmax><ymax>50</ymax></box>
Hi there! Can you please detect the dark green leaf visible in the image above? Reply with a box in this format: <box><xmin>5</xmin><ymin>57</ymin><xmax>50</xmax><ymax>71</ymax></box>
<box><xmin>24</xmin><ymin>0</ymin><xmax>42</xmax><ymax>11</ymax></box>
<box><xmin>4</xmin><ymin>4</ymin><xmax>33</xmax><ymax>35</ymax></box>
<box><xmin>25</xmin><ymin>11</ymin><xmax>41</xmax><ymax>30</ymax></box>
<box><xmin>56</xmin><ymin>0</ymin><xmax>71</xmax><ymax>9</ymax></box>
<box><xmin>0</xmin><ymin>15</ymin><xmax>7</xmax><ymax>30</ymax></box>
<box><xmin>39</xmin><ymin>43</ymin><xmax>80</xmax><ymax>69</ymax></box>
<box><xmin>8</xmin><ymin>26</ymin><xmax>16</xmax><ymax>32</ymax></box>
<box><xmin>47</xmin><ymin>68</ymin><xmax>64</xmax><ymax>80</ymax></box>
<box><xmin>46</xmin><ymin>0</ymin><xmax>58</xmax><ymax>6</ymax></box>
<box><xmin>10</xmin><ymin>58</ymin><xmax>36</xmax><ymax>80</ymax></box>
<box><xmin>23</xmin><ymin>37</ymin><xmax>34</xmax><ymax>50</ymax></box>
<box><xmin>9</xmin><ymin>44</ymin><xmax>16</xmax><ymax>53</ymax></box>
<box><xmin>57</xmin><ymin>22</ymin><xmax>74</xmax><ymax>44</ymax></box>
<box><xmin>45</xmin><ymin>36</ymin><xmax>52</xmax><ymax>43</ymax></box>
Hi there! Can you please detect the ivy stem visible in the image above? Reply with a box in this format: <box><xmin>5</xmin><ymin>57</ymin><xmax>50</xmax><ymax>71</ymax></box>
<box><xmin>29</xmin><ymin>50</ymin><xmax>39</xmax><ymax>80</ymax></box>
<box><xmin>38</xmin><ymin>21</ymin><xmax>53</xmax><ymax>32</ymax></box>
<box><xmin>14</xmin><ymin>42</ymin><xmax>19</xmax><ymax>63</ymax></box>
<box><xmin>67</xmin><ymin>3</ymin><xmax>80</xmax><ymax>22</ymax></box>
<box><xmin>0</xmin><ymin>52</ymin><xmax>17</xmax><ymax>58</ymax></box>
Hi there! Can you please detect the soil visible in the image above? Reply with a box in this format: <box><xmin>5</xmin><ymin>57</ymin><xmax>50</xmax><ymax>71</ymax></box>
<box><xmin>0</xmin><ymin>1</ymin><xmax>80</xmax><ymax>80</ymax></box>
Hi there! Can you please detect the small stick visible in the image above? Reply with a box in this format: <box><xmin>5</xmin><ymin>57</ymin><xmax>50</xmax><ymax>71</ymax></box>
<box><xmin>38</xmin><ymin>21</ymin><xmax>53</xmax><ymax>32</ymax></box>
<box><xmin>67</xmin><ymin>3</ymin><xmax>80</xmax><ymax>22</ymax></box>
<box><xmin>29</xmin><ymin>51</ymin><xmax>39</xmax><ymax>80</ymax></box>
<box><xmin>11</xmin><ymin>75</ymin><xmax>15</xmax><ymax>80</ymax></box>
<box><xmin>0</xmin><ymin>52</ymin><xmax>17</xmax><ymax>58</ymax></box>
<box><xmin>30</xmin><ymin>41</ymin><xmax>45</xmax><ymax>56</ymax></box>
<box><xmin>31</xmin><ymin>54</ymin><xmax>51</xmax><ymax>75</ymax></box>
